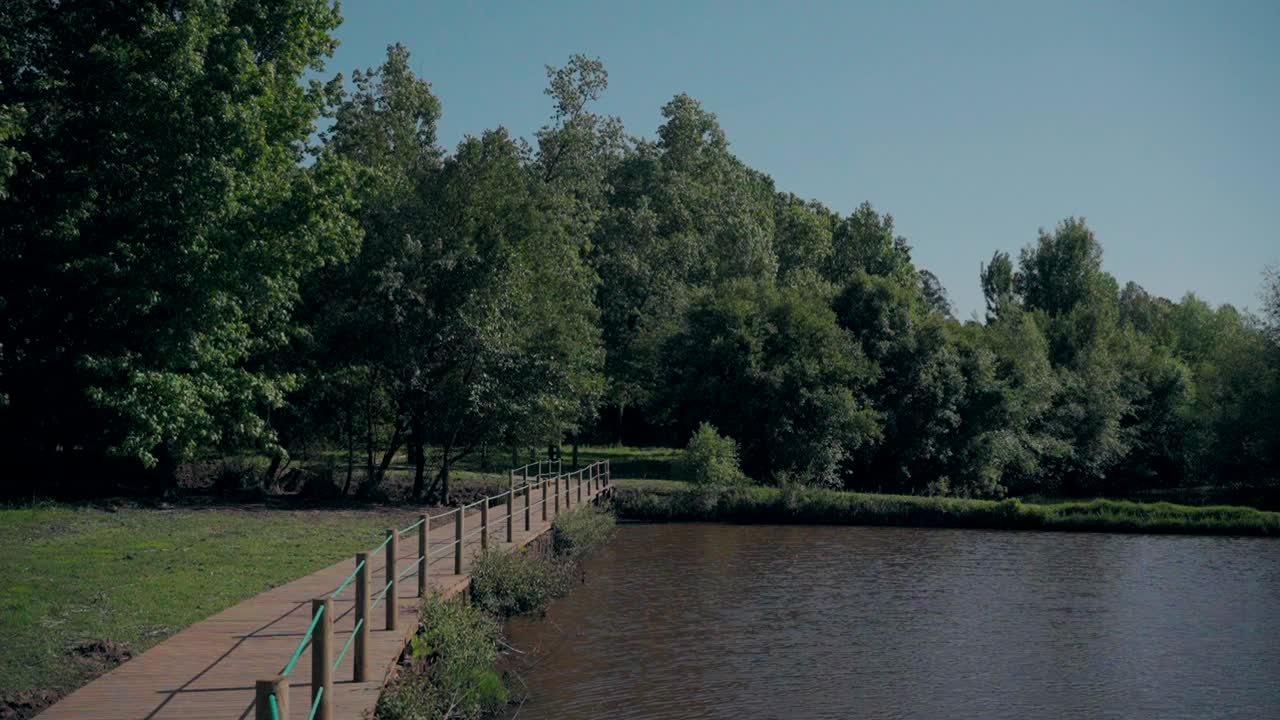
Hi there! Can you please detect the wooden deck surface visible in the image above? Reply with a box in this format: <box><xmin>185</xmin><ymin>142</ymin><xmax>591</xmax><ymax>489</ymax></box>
<box><xmin>40</xmin><ymin>476</ymin><xmax>607</xmax><ymax>719</ymax></box>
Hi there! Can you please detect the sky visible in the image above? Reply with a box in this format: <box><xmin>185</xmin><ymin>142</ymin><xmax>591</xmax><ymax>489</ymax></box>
<box><xmin>326</xmin><ymin>1</ymin><xmax>1279</xmax><ymax>319</ymax></box>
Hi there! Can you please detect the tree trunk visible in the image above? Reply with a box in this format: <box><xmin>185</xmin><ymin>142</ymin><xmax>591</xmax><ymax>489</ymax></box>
<box><xmin>411</xmin><ymin>434</ymin><xmax>426</xmax><ymax>501</ymax></box>
<box><xmin>373</xmin><ymin>423</ymin><xmax>403</xmax><ymax>489</ymax></box>
<box><xmin>343</xmin><ymin>406</ymin><xmax>354</xmax><ymax>495</ymax></box>
<box><xmin>436</xmin><ymin>433</ymin><xmax>455</xmax><ymax>502</ymax></box>
<box><xmin>440</xmin><ymin>455</ymin><xmax>451</xmax><ymax>500</ymax></box>
<box><xmin>263</xmin><ymin>448</ymin><xmax>286</xmax><ymax>492</ymax></box>
<box><xmin>364</xmin><ymin>386</ymin><xmax>375</xmax><ymax>490</ymax></box>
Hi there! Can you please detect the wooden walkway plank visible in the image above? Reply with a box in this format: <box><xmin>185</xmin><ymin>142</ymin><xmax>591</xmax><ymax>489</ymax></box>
<box><xmin>39</xmin><ymin>469</ymin><xmax>608</xmax><ymax>720</ymax></box>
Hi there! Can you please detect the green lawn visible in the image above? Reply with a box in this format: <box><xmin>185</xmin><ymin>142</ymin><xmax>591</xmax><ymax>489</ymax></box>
<box><xmin>0</xmin><ymin>503</ymin><xmax>422</xmax><ymax>696</ymax></box>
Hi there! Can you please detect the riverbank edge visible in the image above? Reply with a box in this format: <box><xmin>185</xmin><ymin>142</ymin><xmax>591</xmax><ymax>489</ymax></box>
<box><xmin>376</xmin><ymin>501</ymin><xmax>619</xmax><ymax>719</ymax></box>
<box><xmin>611</xmin><ymin>481</ymin><xmax>1280</xmax><ymax>536</ymax></box>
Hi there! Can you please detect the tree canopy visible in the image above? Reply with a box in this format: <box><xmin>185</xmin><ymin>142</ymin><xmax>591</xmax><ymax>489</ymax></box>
<box><xmin>1</xmin><ymin>10</ymin><xmax>1274</xmax><ymax>502</ymax></box>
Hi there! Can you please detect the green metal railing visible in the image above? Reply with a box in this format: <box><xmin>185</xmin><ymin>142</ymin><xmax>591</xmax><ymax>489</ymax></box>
<box><xmin>254</xmin><ymin>458</ymin><xmax>611</xmax><ymax>718</ymax></box>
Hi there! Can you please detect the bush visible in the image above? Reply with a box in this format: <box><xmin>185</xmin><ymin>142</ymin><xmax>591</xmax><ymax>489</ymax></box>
<box><xmin>552</xmin><ymin>504</ymin><xmax>617</xmax><ymax>563</ymax></box>
<box><xmin>468</xmin><ymin>548</ymin><xmax>570</xmax><ymax>618</ymax></box>
<box><xmin>683</xmin><ymin>422</ymin><xmax>746</xmax><ymax>486</ymax></box>
<box><xmin>376</xmin><ymin>595</ymin><xmax>508</xmax><ymax>720</ymax></box>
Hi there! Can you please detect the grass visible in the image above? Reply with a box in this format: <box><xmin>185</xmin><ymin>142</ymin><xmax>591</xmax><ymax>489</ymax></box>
<box><xmin>552</xmin><ymin>503</ymin><xmax>618</xmax><ymax>562</ymax></box>
<box><xmin>0</xmin><ymin>503</ymin><xmax>422</xmax><ymax>696</ymax></box>
<box><xmin>467</xmin><ymin>548</ymin><xmax>571</xmax><ymax>619</ymax></box>
<box><xmin>376</xmin><ymin>595</ymin><xmax>506</xmax><ymax>720</ymax></box>
<box><xmin>611</xmin><ymin>480</ymin><xmax>1280</xmax><ymax>536</ymax></box>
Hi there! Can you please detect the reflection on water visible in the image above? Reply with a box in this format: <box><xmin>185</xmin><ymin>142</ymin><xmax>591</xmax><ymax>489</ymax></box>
<box><xmin>503</xmin><ymin>523</ymin><xmax>1280</xmax><ymax>719</ymax></box>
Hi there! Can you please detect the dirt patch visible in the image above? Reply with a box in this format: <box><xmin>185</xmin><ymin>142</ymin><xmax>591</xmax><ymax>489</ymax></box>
<box><xmin>69</xmin><ymin>639</ymin><xmax>134</xmax><ymax>672</ymax></box>
<box><xmin>1</xmin><ymin>689</ymin><xmax>60</xmax><ymax>720</ymax></box>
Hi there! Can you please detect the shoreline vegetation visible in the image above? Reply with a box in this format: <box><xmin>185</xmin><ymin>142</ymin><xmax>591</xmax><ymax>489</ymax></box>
<box><xmin>612</xmin><ymin>480</ymin><xmax>1280</xmax><ymax>537</ymax></box>
<box><xmin>376</xmin><ymin>504</ymin><xmax>616</xmax><ymax>720</ymax></box>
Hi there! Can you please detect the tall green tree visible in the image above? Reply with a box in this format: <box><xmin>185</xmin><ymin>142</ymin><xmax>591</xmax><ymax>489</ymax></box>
<box><xmin>305</xmin><ymin>42</ymin><xmax>443</xmax><ymax>495</ymax></box>
<box><xmin>0</xmin><ymin>0</ymin><xmax>358</xmax><ymax>482</ymax></box>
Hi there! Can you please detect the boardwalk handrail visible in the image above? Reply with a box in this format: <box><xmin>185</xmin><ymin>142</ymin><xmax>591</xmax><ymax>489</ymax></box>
<box><xmin>256</xmin><ymin>457</ymin><xmax>611</xmax><ymax>719</ymax></box>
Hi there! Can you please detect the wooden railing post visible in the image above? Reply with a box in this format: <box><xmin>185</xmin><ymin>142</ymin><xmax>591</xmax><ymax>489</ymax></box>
<box><xmin>541</xmin><ymin>472</ymin><xmax>548</xmax><ymax>522</ymax></box>
<box><xmin>311</xmin><ymin>598</ymin><xmax>333</xmax><ymax>720</ymax></box>
<box><xmin>384</xmin><ymin>529</ymin><xmax>398</xmax><ymax>631</ymax></box>
<box><xmin>453</xmin><ymin>508</ymin><xmax>463</xmax><ymax>575</ymax></box>
<box><xmin>565</xmin><ymin>472</ymin><xmax>571</xmax><ymax>509</ymax></box>
<box><xmin>554</xmin><ymin>473</ymin><xmax>561</xmax><ymax>515</ymax></box>
<box><xmin>417</xmin><ymin>514</ymin><xmax>428</xmax><ymax>598</ymax></box>
<box><xmin>255</xmin><ymin>676</ymin><xmax>288</xmax><ymax>720</ymax></box>
<box><xmin>577</xmin><ymin>469</ymin><xmax>583</xmax><ymax>503</ymax></box>
<box><xmin>480</xmin><ymin>500</ymin><xmax>489</xmax><ymax>551</ymax></box>
<box><xmin>506</xmin><ymin>475</ymin><xmax>514</xmax><ymax>542</ymax></box>
<box><xmin>522</xmin><ymin>467</ymin><xmax>530</xmax><ymax>530</ymax></box>
<box><xmin>354</xmin><ymin>553</ymin><xmax>370</xmax><ymax>682</ymax></box>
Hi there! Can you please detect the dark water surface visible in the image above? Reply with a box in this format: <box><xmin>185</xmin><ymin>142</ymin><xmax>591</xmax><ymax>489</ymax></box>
<box><xmin>503</xmin><ymin>523</ymin><xmax>1280</xmax><ymax>720</ymax></box>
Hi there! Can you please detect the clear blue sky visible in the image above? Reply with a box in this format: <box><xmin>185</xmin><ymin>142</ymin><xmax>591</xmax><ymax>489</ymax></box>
<box><xmin>326</xmin><ymin>1</ymin><xmax>1278</xmax><ymax>319</ymax></box>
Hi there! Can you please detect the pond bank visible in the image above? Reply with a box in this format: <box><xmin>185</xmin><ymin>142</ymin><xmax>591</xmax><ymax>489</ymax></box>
<box><xmin>612</xmin><ymin>481</ymin><xmax>1280</xmax><ymax>536</ymax></box>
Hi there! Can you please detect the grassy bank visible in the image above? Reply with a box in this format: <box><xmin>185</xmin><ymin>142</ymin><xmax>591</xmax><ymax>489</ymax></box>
<box><xmin>0</xmin><ymin>503</ymin><xmax>422</xmax><ymax>701</ymax></box>
<box><xmin>612</xmin><ymin>480</ymin><xmax>1280</xmax><ymax>536</ymax></box>
<box><xmin>378</xmin><ymin>504</ymin><xmax>617</xmax><ymax>720</ymax></box>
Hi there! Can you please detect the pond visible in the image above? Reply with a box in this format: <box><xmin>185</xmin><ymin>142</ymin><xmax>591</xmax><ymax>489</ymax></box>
<box><xmin>503</xmin><ymin>523</ymin><xmax>1280</xmax><ymax>719</ymax></box>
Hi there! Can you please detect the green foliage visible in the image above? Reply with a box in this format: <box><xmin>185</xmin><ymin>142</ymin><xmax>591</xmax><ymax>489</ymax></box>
<box><xmin>682</xmin><ymin>423</ymin><xmax>747</xmax><ymax>486</ymax></box>
<box><xmin>612</xmin><ymin>483</ymin><xmax>1280</xmax><ymax>536</ymax></box>
<box><xmin>467</xmin><ymin>548</ymin><xmax>571</xmax><ymax>619</ymax></box>
<box><xmin>376</xmin><ymin>595</ymin><xmax>507</xmax><ymax>720</ymax></box>
<box><xmin>552</xmin><ymin>504</ymin><xmax>618</xmax><ymax>561</ymax></box>
<box><xmin>657</xmin><ymin>279</ymin><xmax>879</xmax><ymax>485</ymax></box>
<box><xmin>1</xmin><ymin>0</ymin><xmax>358</xmax><ymax>473</ymax></box>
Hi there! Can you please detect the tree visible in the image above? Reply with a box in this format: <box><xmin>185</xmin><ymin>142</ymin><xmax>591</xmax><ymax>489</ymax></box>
<box><xmin>1015</xmin><ymin>218</ymin><xmax>1108</xmax><ymax>318</ymax></box>
<box><xmin>980</xmin><ymin>251</ymin><xmax>1015</xmax><ymax>320</ymax></box>
<box><xmin>1263</xmin><ymin>267</ymin><xmax>1280</xmax><ymax>346</ymax></box>
<box><xmin>0</xmin><ymin>1</ymin><xmax>358</xmax><ymax>484</ymax></box>
<box><xmin>657</xmin><ymin>279</ymin><xmax>879</xmax><ymax>485</ymax></box>
<box><xmin>828</xmin><ymin>202</ymin><xmax>916</xmax><ymax>286</ymax></box>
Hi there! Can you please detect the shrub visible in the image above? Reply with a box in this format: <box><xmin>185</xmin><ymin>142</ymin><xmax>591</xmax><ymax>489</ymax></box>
<box><xmin>552</xmin><ymin>504</ymin><xmax>617</xmax><ymax>563</ymax></box>
<box><xmin>468</xmin><ymin>548</ymin><xmax>570</xmax><ymax>618</ymax></box>
<box><xmin>376</xmin><ymin>595</ymin><xmax>508</xmax><ymax>720</ymax></box>
<box><xmin>683</xmin><ymin>422</ymin><xmax>746</xmax><ymax>486</ymax></box>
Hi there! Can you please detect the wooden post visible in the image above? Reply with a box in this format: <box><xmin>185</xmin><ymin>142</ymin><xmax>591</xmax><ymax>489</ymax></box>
<box><xmin>554</xmin><ymin>474</ymin><xmax>560</xmax><ymax>515</ymax></box>
<box><xmin>417</xmin><ymin>514</ymin><xmax>428</xmax><ymax>598</ymax></box>
<box><xmin>255</xmin><ymin>676</ymin><xmax>288</xmax><ymax>720</ymax></box>
<box><xmin>385</xmin><ymin>529</ymin><xmax>398</xmax><ymax>631</ymax></box>
<box><xmin>565</xmin><ymin>472</ymin><xmax>571</xmax><ymax>509</ymax></box>
<box><xmin>506</xmin><ymin>476</ymin><xmax>514</xmax><ymax>543</ymax></box>
<box><xmin>453</xmin><ymin>508</ymin><xmax>463</xmax><ymax>575</ymax></box>
<box><xmin>524</xmin><ymin>476</ymin><xmax>531</xmax><ymax>531</ymax></box>
<box><xmin>354</xmin><ymin>553</ymin><xmax>370</xmax><ymax>682</ymax></box>
<box><xmin>541</xmin><ymin>472</ymin><xmax>548</xmax><ymax>521</ymax></box>
<box><xmin>480</xmin><ymin>501</ymin><xmax>489</xmax><ymax>550</ymax></box>
<box><xmin>577</xmin><ymin>469</ymin><xmax>583</xmax><ymax>503</ymax></box>
<box><xmin>311</xmin><ymin>598</ymin><xmax>333</xmax><ymax>720</ymax></box>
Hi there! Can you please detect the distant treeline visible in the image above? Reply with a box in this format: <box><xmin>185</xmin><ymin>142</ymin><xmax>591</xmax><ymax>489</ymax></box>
<box><xmin>1</xmin><ymin>4</ymin><xmax>1277</xmax><ymax>500</ymax></box>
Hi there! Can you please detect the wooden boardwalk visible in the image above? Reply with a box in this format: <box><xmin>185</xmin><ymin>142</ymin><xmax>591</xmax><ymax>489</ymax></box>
<box><xmin>40</xmin><ymin>465</ymin><xmax>610</xmax><ymax>720</ymax></box>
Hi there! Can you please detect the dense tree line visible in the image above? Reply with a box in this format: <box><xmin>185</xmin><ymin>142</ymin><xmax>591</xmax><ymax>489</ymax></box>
<box><xmin>2</xmin><ymin>4</ymin><xmax>1276</xmax><ymax>500</ymax></box>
